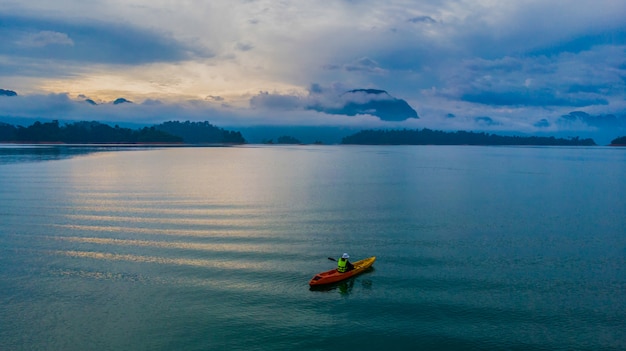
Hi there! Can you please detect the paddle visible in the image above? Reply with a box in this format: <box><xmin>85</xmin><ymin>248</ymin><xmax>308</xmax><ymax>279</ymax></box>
<box><xmin>327</xmin><ymin>257</ymin><xmax>336</xmax><ymax>262</ymax></box>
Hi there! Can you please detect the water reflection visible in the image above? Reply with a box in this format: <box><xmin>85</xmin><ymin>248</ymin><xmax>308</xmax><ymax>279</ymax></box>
<box><xmin>0</xmin><ymin>145</ymin><xmax>128</xmax><ymax>164</ymax></box>
<box><xmin>338</xmin><ymin>279</ymin><xmax>354</xmax><ymax>295</ymax></box>
<box><xmin>53</xmin><ymin>249</ymin><xmax>274</xmax><ymax>271</ymax></box>
<box><xmin>54</xmin><ymin>235</ymin><xmax>284</xmax><ymax>254</ymax></box>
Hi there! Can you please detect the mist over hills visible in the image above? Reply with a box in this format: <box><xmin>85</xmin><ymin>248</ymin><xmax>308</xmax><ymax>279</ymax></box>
<box><xmin>113</xmin><ymin>98</ymin><xmax>132</xmax><ymax>105</ymax></box>
<box><xmin>307</xmin><ymin>89</ymin><xmax>419</xmax><ymax>121</ymax></box>
<box><xmin>0</xmin><ymin>89</ymin><xmax>17</xmax><ymax>96</ymax></box>
<box><xmin>4</xmin><ymin>119</ymin><xmax>624</xmax><ymax>146</ymax></box>
<box><xmin>1</xmin><ymin>87</ymin><xmax>626</xmax><ymax>144</ymax></box>
<box><xmin>557</xmin><ymin>111</ymin><xmax>626</xmax><ymax>129</ymax></box>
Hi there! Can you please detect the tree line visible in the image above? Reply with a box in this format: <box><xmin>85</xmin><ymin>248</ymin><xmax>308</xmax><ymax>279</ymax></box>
<box><xmin>611</xmin><ymin>136</ymin><xmax>626</xmax><ymax>145</ymax></box>
<box><xmin>0</xmin><ymin>120</ymin><xmax>246</xmax><ymax>144</ymax></box>
<box><xmin>2</xmin><ymin>120</ymin><xmax>618</xmax><ymax>146</ymax></box>
<box><xmin>155</xmin><ymin>121</ymin><xmax>245</xmax><ymax>144</ymax></box>
<box><xmin>341</xmin><ymin>129</ymin><xmax>597</xmax><ymax>146</ymax></box>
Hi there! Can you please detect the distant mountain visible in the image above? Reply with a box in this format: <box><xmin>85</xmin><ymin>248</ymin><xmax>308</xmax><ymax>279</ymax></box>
<box><xmin>558</xmin><ymin>111</ymin><xmax>626</xmax><ymax>129</ymax></box>
<box><xmin>0</xmin><ymin>89</ymin><xmax>17</xmax><ymax>97</ymax></box>
<box><xmin>554</xmin><ymin>111</ymin><xmax>626</xmax><ymax>144</ymax></box>
<box><xmin>113</xmin><ymin>97</ymin><xmax>132</xmax><ymax>104</ymax></box>
<box><xmin>309</xmin><ymin>89</ymin><xmax>418</xmax><ymax>121</ymax></box>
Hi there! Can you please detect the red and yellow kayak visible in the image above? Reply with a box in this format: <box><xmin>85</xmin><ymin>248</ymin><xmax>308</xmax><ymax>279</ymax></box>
<box><xmin>309</xmin><ymin>256</ymin><xmax>376</xmax><ymax>286</ymax></box>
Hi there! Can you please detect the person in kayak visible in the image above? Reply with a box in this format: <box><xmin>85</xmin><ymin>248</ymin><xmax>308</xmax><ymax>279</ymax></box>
<box><xmin>337</xmin><ymin>253</ymin><xmax>354</xmax><ymax>273</ymax></box>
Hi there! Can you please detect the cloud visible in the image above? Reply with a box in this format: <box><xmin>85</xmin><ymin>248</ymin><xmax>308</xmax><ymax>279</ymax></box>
<box><xmin>474</xmin><ymin>116</ymin><xmax>501</xmax><ymax>126</ymax></box>
<box><xmin>557</xmin><ymin>111</ymin><xmax>626</xmax><ymax>129</ymax></box>
<box><xmin>460</xmin><ymin>90</ymin><xmax>609</xmax><ymax>107</ymax></box>
<box><xmin>529</xmin><ymin>29</ymin><xmax>626</xmax><ymax>56</ymax></box>
<box><xmin>1</xmin><ymin>88</ymin><xmax>624</xmax><ymax>145</ymax></box>
<box><xmin>0</xmin><ymin>93</ymin><xmax>76</xmax><ymax>117</ymax></box>
<box><xmin>250</xmin><ymin>91</ymin><xmax>303</xmax><ymax>110</ymax></box>
<box><xmin>2</xmin><ymin>0</ymin><xmax>626</xmax><ymax>145</ymax></box>
<box><xmin>0</xmin><ymin>93</ymin><xmax>215</xmax><ymax>125</ymax></box>
<box><xmin>141</xmin><ymin>99</ymin><xmax>163</xmax><ymax>106</ymax></box>
<box><xmin>408</xmin><ymin>16</ymin><xmax>437</xmax><ymax>24</ymax></box>
<box><xmin>0</xmin><ymin>13</ymin><xmax>199</xmax><ymax>66</ymax></box>
<box><xmin>16</xmin><ymin>31</ymin><xmax>74</xmax><ymax>47</ymax></box>
<box><xmin>234</xmin><ymin>42</ymin><xmax>254</xmax><ymax>51</ymax></box>
<box><xmin>0</xmin><ymin>92</ymin><xmax>400</xmax><ymax>130</ymax></box>
<box><xmin>534</xmin><ymin>119</ymin><xmax>550</xmax><ymax>128</ymax></box>
<box><xmin>324</xmin><ymin>57</ymin><xmax>387</xmax><ymax>74</ymax></box>
<box><xmin>435</xmin><ymin>46</ymin><xmax>626</xmax><ymax>111</ymax></box>
<box><xmin>249</xmin><ymin>85</ymin><xmax>418</xmax><ymax>121</ymax></box>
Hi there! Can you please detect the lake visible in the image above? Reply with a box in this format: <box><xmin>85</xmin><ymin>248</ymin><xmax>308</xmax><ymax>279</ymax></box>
<box><xmin>1</xmin><ymin>144</ymin><xmax>625</xmax><ymax>350</ymax></box>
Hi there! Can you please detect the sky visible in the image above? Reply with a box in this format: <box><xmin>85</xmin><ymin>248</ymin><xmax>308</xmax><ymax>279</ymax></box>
<box><xmin>1</xmin><ymin>0</ymin><xmax>626</xmax><ymax>143</ymax></box>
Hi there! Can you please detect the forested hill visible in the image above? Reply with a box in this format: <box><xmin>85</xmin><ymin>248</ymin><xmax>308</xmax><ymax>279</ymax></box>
<box><xmin>0</xmin><ymin>120</ymin><xmax>246</xmax><ymax>144</ymax></box>
<box><xmin>342</xmin><ymin>129</ymin><xmax>597</xmax><ymax>146</ymax></box>
<box><xmin>154</xmin><ymin>121</ymin><xmax>245</xmax><ymax>144</ymax></box>
<box><xmin>610</xmin><ymin>136</ymin><xmax>626</xmax><ymax>146</ymax></box>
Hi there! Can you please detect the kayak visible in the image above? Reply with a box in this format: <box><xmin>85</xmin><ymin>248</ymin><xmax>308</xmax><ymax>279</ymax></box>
<box><xmin>309</xmin><ymin>256</ymin><xmax>376</xmax><ymax>286</ymax></box>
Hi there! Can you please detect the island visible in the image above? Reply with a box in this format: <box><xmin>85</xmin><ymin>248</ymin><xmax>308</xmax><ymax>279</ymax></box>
<box><xmin>609</xmin><ymin>136</ymin><xmax>626</xmax><ymax>146</ymax></box>
<box><xmin>0</xmin><ymin>120</ymin><xmax>246</xmax><ymax>144</ymax></box>
<box><xmin>0</xmin><ymin>120</ymin><xmax>618</xmax><ymax>146</ymax></box>
<box><xmin>341</xmin><ymin>129</ymin><xmax>597</xmax><ymax>146</ymax></box>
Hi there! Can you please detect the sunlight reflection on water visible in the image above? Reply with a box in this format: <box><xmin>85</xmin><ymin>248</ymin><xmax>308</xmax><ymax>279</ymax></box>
<box><xmin>1</xmin><ymin>146</ymin><xmax>625</xmax><ymax>350</ymax></box>
<box><xmin>52</xmin><ymin>235</ymin><xmax>300</xmax><ymax>254</ymax></box>
<box><xmin>52</xmin><ymin>250</ymin><xmax>275</xmax><ymax>270</ymax></box>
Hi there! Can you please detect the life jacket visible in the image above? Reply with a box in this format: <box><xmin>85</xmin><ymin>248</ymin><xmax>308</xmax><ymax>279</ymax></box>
<box><xmin>337</xmin><ymin>258</ymin><xmax>348</xmax><ymax>273</ymax></box>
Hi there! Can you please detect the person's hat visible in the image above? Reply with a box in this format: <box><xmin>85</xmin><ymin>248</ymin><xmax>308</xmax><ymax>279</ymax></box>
<box><xmin>342</xmin><ymin>253</ymin><xmax>349</xmax><ymax>259</ymax></box>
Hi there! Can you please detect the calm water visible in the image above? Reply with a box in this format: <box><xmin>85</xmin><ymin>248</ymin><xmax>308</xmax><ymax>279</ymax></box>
<box><xmin>1</xmin><ymin>144</ymin><xmax>625</xmax><ymax>350</ymax></box>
